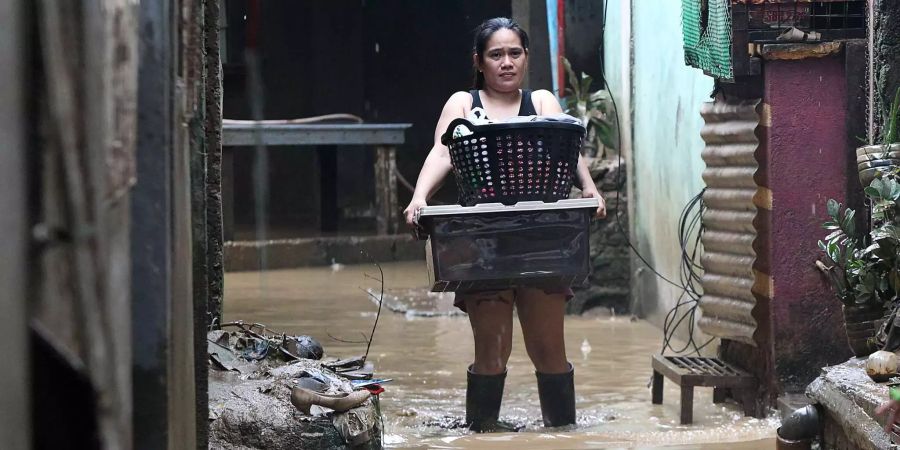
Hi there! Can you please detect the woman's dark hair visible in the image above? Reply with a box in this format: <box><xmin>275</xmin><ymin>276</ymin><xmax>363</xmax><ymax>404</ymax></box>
<box><xmin>472</xmin><ymin>17</ymin><xmax>529</xmax><ymax>89</ymax></box>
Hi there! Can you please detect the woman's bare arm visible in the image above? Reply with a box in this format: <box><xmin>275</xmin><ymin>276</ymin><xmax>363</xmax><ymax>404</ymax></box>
<box><xmin>534</xmin><ymin>89</ymin><xmax>607</xmax><ymax>218</ymax></box>
<box><xmin>404</xmin><ymin>92</ymin><xmax>469</xmax><ymax>224</ymax></box>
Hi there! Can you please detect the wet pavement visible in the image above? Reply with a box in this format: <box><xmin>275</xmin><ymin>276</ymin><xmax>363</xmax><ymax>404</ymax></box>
<box><xmin>224</xmin><ymin>261</ymin><xmax>778</xmax><ymax>449</ymax></box>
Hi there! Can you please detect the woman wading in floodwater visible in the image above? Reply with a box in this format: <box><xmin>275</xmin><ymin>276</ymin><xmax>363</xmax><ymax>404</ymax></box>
<box><xmin>403</xmin><ymin>17</ymin><xmax>607</xmax><ymax>431</ymax></box>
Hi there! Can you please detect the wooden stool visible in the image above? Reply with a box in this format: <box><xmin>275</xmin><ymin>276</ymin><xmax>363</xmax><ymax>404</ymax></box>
<box><xmin>651</xmin><ymin>354</ymin><xmax>758</xmax><ymax>425</ymax></box>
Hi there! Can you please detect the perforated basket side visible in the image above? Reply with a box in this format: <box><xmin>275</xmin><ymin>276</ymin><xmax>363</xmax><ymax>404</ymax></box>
<box><xmin>446</xmin><ymin>122</ymin><xmax>583</xmax><ymax>205</ymax></box>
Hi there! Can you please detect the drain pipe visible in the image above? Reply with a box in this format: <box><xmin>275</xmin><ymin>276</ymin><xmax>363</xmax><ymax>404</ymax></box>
<box><xmin>776</xmin><ymin>404</ymin><xmax>823</xmax><ymax>450</ymax></box>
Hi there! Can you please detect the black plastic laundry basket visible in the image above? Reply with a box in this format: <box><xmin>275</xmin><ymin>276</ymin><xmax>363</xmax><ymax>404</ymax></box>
<box><xmin>440</xmin><ymin>118</ymin><xmax>585</xmax><ymax>206</ymax></box>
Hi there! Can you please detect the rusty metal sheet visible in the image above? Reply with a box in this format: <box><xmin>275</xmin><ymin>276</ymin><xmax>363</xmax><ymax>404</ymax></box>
<box><xmin>702</xmin><ymin>273</ymin><xmax>756</xmax><ymax>303</ymax></box>
<box><xmin>699</xmin><ymin>99</ymin><xmax>761</xmax><ymax>346</ymax></box>
<box><xmin>701</xmin><ymin>252</ymin><xmax>755</xmax><ymax>278</ymax></box>
<box><xmin>699</xmin><ymin>121</ymin><xmax>758</xmax><ymax>145</ymax></box>
<box><xmin>699</xmin><ymin>295</ymin><xmax>757</xmax><ymax>323</ymax></box>
<box><xmin>698</xmin><ymin>317</ymin><xmax>757</xmax><ymax>347</ymax></box>
<box><xmin>701</xmin><ymin>210</ymin><xmax>757</xmax><ymax>232</ymax></box>
<box><xmin>702</xmin><ymin>167</ymin><xmax>757</xmax><ymax>188</ymax></box>
<box><xmin>703</xmin><ymin>188</ymin><xmax>756</xmax><ymax>211</ymax></box>
<box><xmin>702</xmin><ymin>230</ymin><xmax>756</xmax><ymax>256</ymax></box>
<box><xmin>701</xmin><ymin>143</ymin><xmax>758</xmax><ymax>166</ymax></box>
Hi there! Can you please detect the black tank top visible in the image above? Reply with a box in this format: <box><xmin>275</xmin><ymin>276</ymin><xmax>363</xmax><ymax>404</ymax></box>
<box><xmin>469</xmin><ymin>89</ymin><xmax>537</xmax><ymax>118</ymax></box>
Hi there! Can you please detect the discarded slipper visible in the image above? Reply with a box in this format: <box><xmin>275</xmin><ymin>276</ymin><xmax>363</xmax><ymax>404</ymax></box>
<box><xmin>290</xmin><ymin>387</ymin><xmax>371</xmax><ymax>415</ymax></box>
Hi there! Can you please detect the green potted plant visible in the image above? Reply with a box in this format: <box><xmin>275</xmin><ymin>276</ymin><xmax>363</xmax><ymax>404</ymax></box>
<box><xmin>858</xmin><ymin>87</ymin><xmax>900</xmax><ymax>187</ymax></box>
<box><xmin>818</xmin><ymin>177</ymin><xmax>900</xmax><ymax>356</ymax></box>
<box><xmin>562</xmin><ymin>57</ymin><xmax>616</xmax><ymax>159</ymax></box>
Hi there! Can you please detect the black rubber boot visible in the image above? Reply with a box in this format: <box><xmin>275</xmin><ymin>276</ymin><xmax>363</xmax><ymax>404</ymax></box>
<box><xmin>535</xmin><ymin>363</ymin><xmax>576</xmax><ymax>428</ymax></box>
<box><xmin>465</xmin><ymin>365</ymin><xmax>506</xmax><ymax>432</ymax></box>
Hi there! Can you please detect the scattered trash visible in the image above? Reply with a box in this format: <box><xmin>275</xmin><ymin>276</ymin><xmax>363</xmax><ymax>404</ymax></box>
<box><xmin>215</xmin><ymin>321</ymin><xmax>325</xmax><ymax>365</ymax></box>
<box><xmin>366</xmin><ymin>287</ymin><xmax>463</xmax><ymax>317</ymax></box>
<box><xmin>351</xmin><ymin>378</ymin><xmax>393</xmax><ymax>389</ymax></box>
<box><xmin>284</xmin><ymin>335</ymin><xmax>325</xmax><ymax>360</ymax></box>
<box><xmin>208</xmin><ymin>321</ymin><xmax>385</xmax><ymax>449</ymax></box>
<box><xmin>777</xmin><ymin>26</ymin><xmax>821</xmax><ymax>42</ymax></box>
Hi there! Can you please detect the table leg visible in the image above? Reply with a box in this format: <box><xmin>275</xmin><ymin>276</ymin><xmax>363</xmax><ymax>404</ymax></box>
<box><xmin>713</xmin><ymin>387</ymin><xmax>727</xmax><ymax>404</ymax></box>
<box><xmin>680</xmin><ymin>385</ymin><xmax>694</xmax><ymax>425</ymax></box>
<box><xmin>375</xmin><ymin>146</ymin><xmax>398</xmax><ymax>235</ymax></box>
<box><xmin>652</xmin><ymin>370</ymin><xmax>663</xmax><ymax>404</ymax></box>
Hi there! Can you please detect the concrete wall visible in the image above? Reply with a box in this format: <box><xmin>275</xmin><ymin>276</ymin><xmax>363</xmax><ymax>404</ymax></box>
<box><xmin>605</xmin><ymin>0</ymin><xmax>714</xmax><ymax>327</ymax></box>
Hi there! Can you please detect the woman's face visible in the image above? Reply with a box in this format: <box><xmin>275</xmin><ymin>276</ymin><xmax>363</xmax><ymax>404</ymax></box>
<box><xmin>475</xmin><ymin>28</ymin><xmax>527</xmax><ymax>93</ymax></box>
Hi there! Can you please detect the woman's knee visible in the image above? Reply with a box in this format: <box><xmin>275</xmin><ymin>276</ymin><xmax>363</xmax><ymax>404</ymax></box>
<box><xmin>524</xmin><ymin>338</ymin><xmax>567</xmax><ymax>373</ymax></box>
<box><xmin>471</xmin><ymin>357</ymin><xmax>509</xmax><ymax>375</ymax></box>
<box><xmin>472</xmin><ymin>328</ymin><xmax>512</xmax><ymax>374</ymax></box>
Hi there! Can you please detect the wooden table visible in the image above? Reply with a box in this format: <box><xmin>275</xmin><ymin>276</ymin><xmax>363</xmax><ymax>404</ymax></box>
<box><xmin>222</xmin><ymin>122</ymin><xmax>412</xmax><ymax>236</ymax></box>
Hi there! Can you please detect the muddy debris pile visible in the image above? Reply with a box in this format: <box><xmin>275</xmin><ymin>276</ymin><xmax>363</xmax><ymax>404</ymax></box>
<box><xmin>208</xmin><ymin>322</ymin><xmax>385</xmax><ymax>449</ymax></box>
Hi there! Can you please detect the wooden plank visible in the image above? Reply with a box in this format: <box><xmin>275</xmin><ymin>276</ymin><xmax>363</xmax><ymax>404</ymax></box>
<box><xmin>223</xmin><ymin>123</ymin><xmax>411</xmax><ymax>146</ymax></box>
<box><xmin>171</xmin><ymin>0</ymin><xmax>199</xmax><ymax>446</ymax></box>
<box><xmin>652</xmin><ymin>355</ymin><xmax>686</xmax><ymax>385</ymax></box>
<box><xmin>655</xmin><ymin>355</ymin><xmax>757</xmax><ymax>388</ymax></box>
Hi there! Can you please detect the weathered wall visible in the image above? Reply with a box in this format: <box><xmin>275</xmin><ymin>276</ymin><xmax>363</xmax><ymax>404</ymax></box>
<box><xmin>569</xmin><ymin>160</ymin><xmax>631</xmax><ymax>314</ymax></box>
<box><xmin>762</xmin><ymin>53</ymin><xmax>853</xmax><ymax>393</ymax></box>
<box><xmin>604</xmin><ymin>0</ymin><xmax>714</xmax><ymax>325</ymax></box>
<box><xmin>205</xmin><ymin>0</ymin><xmax>225</xmax><ymax>331</ymax></box>
<box><xmin>0</xmin><ymin>1</ymin><xmax>30</xmax><ymax>447</ymax></box>
<box><xmin>133</xmin><ymin>0</ymin><xmax>214</xmax><ymax>447</ymax></box>
<box><xmin>32</xmin><ymin>0</ymin><xmax>139</xmax><ymax>447</ymax></box>
<box><xmin>875</xmin><ymin>0</ymin><xmax>900</xmax><ymax>135</ymax></box>
<box><xmin>564</xmin><ymin>0</ymin><xmax>604</xmax><ymax>81</ymax></box>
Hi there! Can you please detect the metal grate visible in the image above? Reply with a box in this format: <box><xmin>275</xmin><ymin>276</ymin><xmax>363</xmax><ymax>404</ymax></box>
<box><xmin>666</xmin><ymin>356</ymin><xmax>745</xmax><ymax>377</ymax></box>
<box><xmin>733</xmin><ymin>0</ymin><xmax>865</xmax><ymax>42</ymax></box>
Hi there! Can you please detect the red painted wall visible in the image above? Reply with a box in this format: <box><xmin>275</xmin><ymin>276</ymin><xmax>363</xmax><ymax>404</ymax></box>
<box><xmin>763</xmin><ymin>54</ymin><xmax>853</xmax><ymax>393</ymax></box>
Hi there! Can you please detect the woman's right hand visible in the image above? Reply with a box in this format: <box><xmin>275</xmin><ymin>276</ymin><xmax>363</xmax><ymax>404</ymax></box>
<box><xmin>403</xmin><ymin>197</ymin><xmax>428</xmax><ymax>227</ymax></box>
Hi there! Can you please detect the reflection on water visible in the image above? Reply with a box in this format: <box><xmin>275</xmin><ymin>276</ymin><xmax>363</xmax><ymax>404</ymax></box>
<box><xmin>224</xmin><ymin>261</ymin><xmax>777</xmax><ymax>449</ymax></box>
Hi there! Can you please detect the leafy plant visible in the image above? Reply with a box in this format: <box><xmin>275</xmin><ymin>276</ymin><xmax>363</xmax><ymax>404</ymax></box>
<box><xmin>861</xmin><ymin>87</ymin><xmax>900</xmax><ymax>161</ymax></box>
<box><xmin>562</xmin><ymin>57</ymin><xmax>617</xmax><ymax>159</ymax></box>
<box><xmin>818</xmin><ymin>199</ymin><xmax>861</xmax><ymax>305</ymax></box>
<box><xmin>819</xmin><ymin>176</ymin><xmax>900</xmax><ymax>306</ymax></box>
<box><xmin>883</xmin><ymin>87</ymin><xmax>900</xmax><ymax>147</ymax></box>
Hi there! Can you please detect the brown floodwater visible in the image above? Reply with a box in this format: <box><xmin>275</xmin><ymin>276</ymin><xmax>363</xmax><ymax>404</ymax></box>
<box><xmin>224</xmin><ymin>261</ymin><xmax>777</xmax><ymax>449</ymax></box>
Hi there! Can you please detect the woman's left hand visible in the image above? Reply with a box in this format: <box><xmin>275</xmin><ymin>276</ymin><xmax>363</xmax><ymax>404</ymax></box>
<box><xmin>581</xmin><ymin>189</ymin><xmax>607</xmax><ymax>219</ymax></box>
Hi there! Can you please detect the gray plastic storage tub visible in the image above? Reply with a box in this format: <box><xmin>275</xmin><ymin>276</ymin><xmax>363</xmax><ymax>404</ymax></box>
<box><xmin>415</xmin><ymin>198</ymin><xmax>598</xmax><ymax>292</ymax></box>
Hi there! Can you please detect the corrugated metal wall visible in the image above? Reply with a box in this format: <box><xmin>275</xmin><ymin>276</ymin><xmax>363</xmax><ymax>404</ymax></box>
<box><xmin>698</xmin><ymin>100</ymin><xmax>762</xmax><ymax>346</ymax></box>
